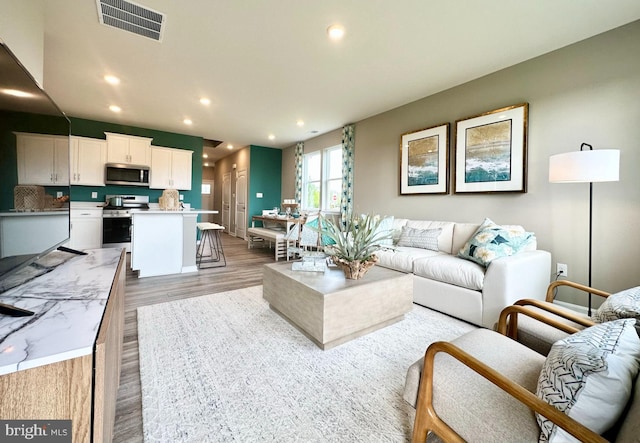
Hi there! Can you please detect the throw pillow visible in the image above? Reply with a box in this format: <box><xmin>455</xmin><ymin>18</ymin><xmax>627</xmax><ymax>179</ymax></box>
<box><xmin>397</xmin><ymin>226</ymin><xmax>441</xmax><ymax>251</ymax></box>
<box><xmin>536</xmin><ymin>319</ymin><xmax>640</xmax><ymax>442</ymax></box>
<box><xmin>457</xmin><ymin>218</ymin><xmax>534</xmax><ymax>267</ymax></box>
<box><xmin>373</xmin><ymin>216</ymin><xmax>394</xmax><ymax>246</ymax></box>
<box><xmin>593</xmin><ymin>286</ymin><xmax>640</xmax><ymax>323</ymax></box>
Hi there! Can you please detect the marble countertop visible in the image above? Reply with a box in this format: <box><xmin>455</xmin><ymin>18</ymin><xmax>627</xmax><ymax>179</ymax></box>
<box><xmin>0</xmin><ymin>248</ymin><xmax>122</xmax><ymax>375</ymax></box>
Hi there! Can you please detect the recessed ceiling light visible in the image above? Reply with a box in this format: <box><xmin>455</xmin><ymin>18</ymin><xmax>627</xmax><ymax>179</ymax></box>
<box><xmin>200</xmin><ymin>98</ymin><xmax>210</xmax><ymax>105</ymax></box>
<box><xmin>268</xmin><ymin>134</ymin><xmax>275</xmax><ymax>140</ymax></box>
<box><xmin>109</xmin><ymin>105</ymin><xmax>121</xmax><ymax>113</ymax></box>
<box><xmin>227</xmin><ymin>144</ymin><xmax>233</xmax><ymax>150</ymax></box>
<box><xmin>104</xmin><ymin>75</ymin><xmax>120</xmax><ymax>85</ymax></box>
<box><xmin>204</xmin><ymin>162</ymin><xmax>209</xmax><ymax>167</ymax></box>
<box><xmin>2</xmin><ymin>89</ymin><xmax>34</xmax><ymax>98</ymax></box>
<box><xmin>203</xmin><ymin>153</ymin><xmax>208</xmax><ymax>158</ymax></box>
<box><xmin>296</xmin><ymin>120</ymin><xmax>304</xmax><ymax>127</ymax></box>
<box><xmin>183</xmin><ymin>118</ymin><xmax>193</xmax><ymax>125</ymax></box>
<box><xmin>327</xmin><ymin>24</ymin><xmax>345</xmax><ymax>41</ymax></box>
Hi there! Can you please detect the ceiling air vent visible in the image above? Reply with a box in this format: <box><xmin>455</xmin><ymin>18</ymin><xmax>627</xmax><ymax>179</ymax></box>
<box><xmin>96</xmin><ymin>0</ymin><xmax>166</xmax><ymax>41</ymax></box>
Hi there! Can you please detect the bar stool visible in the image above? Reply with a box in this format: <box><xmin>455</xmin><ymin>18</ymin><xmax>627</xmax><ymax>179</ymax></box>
<box><xmin>196</xmin><ymin>222</ymin><xmax>226</xmax><ymax>268</ymax></box>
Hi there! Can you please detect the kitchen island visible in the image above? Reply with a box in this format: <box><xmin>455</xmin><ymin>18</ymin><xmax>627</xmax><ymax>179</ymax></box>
<box><xmin>0</xmin><ymin>248</ymin><xmax>125</xmax><ymax>443</ymax></box>
<box><xmin>130</xmin><ymin>209</ymin><xmax>218</xmax><ymax>278</ymax></box>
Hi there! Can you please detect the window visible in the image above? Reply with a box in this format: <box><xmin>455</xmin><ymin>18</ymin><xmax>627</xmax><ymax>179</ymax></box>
<box><xmin>302</xmin><ymin>145</ymin><xmax>342</xmax><ymax>212</ymax></box>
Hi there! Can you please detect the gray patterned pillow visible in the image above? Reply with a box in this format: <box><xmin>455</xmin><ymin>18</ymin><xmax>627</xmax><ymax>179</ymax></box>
<box><xmin>593</xmin><ymin>286</ymin><xmax>640</xmax><ymax>323</ymax></box>
<box><xmin>397</xmin><ymin>227</ymin><xmax>441</xmax><ymax>251</ymax></box>
<box><xmin>536</xmin><ymin>319</ymin><xmax>640</xmax><ymax>442</ymax></box>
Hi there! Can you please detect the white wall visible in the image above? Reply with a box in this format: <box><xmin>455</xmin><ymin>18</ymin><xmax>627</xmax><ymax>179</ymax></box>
<box><xmin>287</xmin><ymin>21</ymin><xmax>640</xmax><ymax>305</ymax></box>
<box><xmin>0</xmin><ymin>0</ymin><xmax>45</xmax><ymax>86</ymax></box>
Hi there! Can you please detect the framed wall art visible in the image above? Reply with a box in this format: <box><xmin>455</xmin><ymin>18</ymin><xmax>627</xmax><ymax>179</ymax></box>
<box><xmin>400</xmin><ymin>123</ymin><xmax>449</xmax><ymax>195</ymax></box>
<box><xmin>454</xmin><ymin>103</ymin><xmax>528</xmax><ymax>193</ymax></box>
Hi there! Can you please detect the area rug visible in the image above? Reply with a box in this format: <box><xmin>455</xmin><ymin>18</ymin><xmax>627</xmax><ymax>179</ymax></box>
<box><xmin>137</xmin><ymin>285</ymin><xmax>476</xmax><ymax>442</ymax></box>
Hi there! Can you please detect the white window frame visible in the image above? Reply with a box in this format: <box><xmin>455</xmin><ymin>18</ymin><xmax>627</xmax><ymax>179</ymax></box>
<box><xmin>302</xmin><ymin>145</ymin><xmax>342</xmax><ymax>213</ymax></box>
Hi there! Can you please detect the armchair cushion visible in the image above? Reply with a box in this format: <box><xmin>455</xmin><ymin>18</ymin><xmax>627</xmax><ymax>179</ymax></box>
<box><xmin>536</xmin><ymin>318</ymin><xmax>640</xmax><ymax>442</ymax></box>
<box><xmin>457</xmin><ymin>218</ymin><xmax>534</xmax><ymax>267</ymax></box>
<box><xmin>405</xmin><ymin>329</ymin><xmax>544</xmax><ymax>441</ymax></box>
<box><xmin>593</xmin><ymin>286</ymin><xmax>640</xmax><ymax>323</ymax></box>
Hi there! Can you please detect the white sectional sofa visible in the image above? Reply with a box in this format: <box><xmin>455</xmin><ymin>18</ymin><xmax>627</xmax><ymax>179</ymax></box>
<box><xmin>375</xmin><ymin>219</ymin><xmax>551</xmax><ymax>328</ymax></box>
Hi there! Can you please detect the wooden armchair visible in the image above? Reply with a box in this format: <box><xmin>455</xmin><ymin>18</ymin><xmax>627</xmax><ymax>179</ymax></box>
<box><xmin>409</xmin><ymin>307</ymin><xmax>639</xmax><ymax>442</ymax></box>
<box><xmin>497</xmin><ymin>280</ymin><xmax>610</xmax><ymax>355</ymax></box>
<box><xmin>411</xmin><ymin>340</ymin><xmax>607</xmax><ymax>443</ymax></box>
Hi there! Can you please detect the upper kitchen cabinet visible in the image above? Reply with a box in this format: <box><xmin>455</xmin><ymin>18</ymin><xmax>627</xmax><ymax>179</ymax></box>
<box><xmin>105</xmin><ymin>132</ymin><xmax>152</xmax><ymax>166</ymax></box>
<box><xmin>150</xmin><ymin>146</ymin><xmax>193</xmax><ymax>190</ymax></box>
<box><xmin>70</xmin><ymin>136</ymin><xmax>107</xmax><ymax>186</ymax></box>
<box><xmin>16</xmin><ymin>132</ymin><xmax>69</xmax><ymax>185</ymax></box>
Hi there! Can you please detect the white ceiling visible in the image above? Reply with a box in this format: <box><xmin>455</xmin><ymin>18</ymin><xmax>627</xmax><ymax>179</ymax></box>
<box><xmin>41</xmin><ymin>1</ymin><xmax>640</xmax><ymax>161</ymax></box>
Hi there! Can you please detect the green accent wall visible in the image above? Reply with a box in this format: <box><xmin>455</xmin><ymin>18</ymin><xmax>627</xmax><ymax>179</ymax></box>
<box><xmin>69</xmin><ymin>117</ymin><xmax>203</xmax><ymax>206</ymax></box>
<box><xmin>0</xmin><ymin>111</ymin><xmax>69</xmax><ymax>210</ymax></box>
<box><xmin>248</xmin><ymin>145</ymin><xmax>282</xmax><ymax>227</ymax></box>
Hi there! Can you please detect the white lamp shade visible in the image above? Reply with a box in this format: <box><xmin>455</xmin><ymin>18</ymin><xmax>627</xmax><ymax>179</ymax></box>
<box><xmin>549</xmin><ymin>149</ymin><xmax>620</xmax><ymax>183</ymax></box>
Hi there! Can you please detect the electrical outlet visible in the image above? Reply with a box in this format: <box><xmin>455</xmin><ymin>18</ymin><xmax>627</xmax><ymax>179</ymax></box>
<box><xmin>56</xmin><ymin>191</ymin><xmax>63</xmax><ymax>198</ymax></box>
<box><xmin>556</xmin><ymin>263</ymin><xmax>568</xmax><ymax>277</ymax></box>
<box><xmin>91</xmin><ymin>192</ymin><xmax>98</xmax><ymax>199</ymax></box>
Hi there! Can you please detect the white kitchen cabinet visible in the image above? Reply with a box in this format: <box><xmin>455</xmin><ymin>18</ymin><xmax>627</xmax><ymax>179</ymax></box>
<box><xmin>105</xmin><ymin>132</ymin><xmax>152</xmax><ymax>166</ymax></box>
<box><xmin>70</xmin><ymin>136</ymin><xmax>107</xmax><ymax>186</ymax></box>
<box><xmin>69</xmin><ymin>206</ymin><xmax>103</xmax><ymax>250</ymax></box>
<box><xmin>150</xmin><ymin>146</ymin><xmax>193</xmax><ymax>190</ymax></box>
<box><xmin>16</xmin><ymin>132</ymin><xmax>69</xmax><ymax>185</ymax></box>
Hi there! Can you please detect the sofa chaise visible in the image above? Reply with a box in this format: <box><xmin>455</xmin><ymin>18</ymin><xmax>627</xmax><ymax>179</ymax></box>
<box><xmin>374</xmin><ymin>218</ymin><xmax>552</xmax><ymax>328</ymax></box>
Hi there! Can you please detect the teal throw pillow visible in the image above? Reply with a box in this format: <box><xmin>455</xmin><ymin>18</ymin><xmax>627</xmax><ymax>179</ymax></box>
<box><xmin>457</xmin><ymin>218</ymin><xmax>534</xmax><ymax>267</ymax></box>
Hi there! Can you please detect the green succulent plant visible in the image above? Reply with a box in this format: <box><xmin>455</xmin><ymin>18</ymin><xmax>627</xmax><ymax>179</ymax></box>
<box><xmin>311</xmin><ymin>213</ymin><xmax>392</xmax><ymax>262</ymax></box>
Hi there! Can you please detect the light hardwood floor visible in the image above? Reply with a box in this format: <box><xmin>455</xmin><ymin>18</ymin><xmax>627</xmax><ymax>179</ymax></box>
<box><xmin>112</xmin><ymin>233</ymin><xmax>275</xmax><ymax>443</ymax></box>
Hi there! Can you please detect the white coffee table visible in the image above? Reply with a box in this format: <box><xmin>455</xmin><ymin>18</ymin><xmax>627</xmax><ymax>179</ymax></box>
<box><xmin>263</xmin><ymin>262</ymin><xmax>413</xmax><ymax>350</ymax></box>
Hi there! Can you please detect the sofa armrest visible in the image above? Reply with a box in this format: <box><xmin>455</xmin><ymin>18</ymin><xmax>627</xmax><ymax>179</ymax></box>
<box><xmin>481</xmin><ymin>250</ymin><xmax>551</xmax><ymax>329</ymax></box>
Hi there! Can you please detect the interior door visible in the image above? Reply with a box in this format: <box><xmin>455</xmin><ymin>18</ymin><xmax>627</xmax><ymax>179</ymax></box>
<box><xmin>222</xmin><ymin>172</ymin><xmax>231</xmax><ymax>234</ymax></box>
<box><xmin>201</xmin><ymin>180</ymin><xmax>215</xmax><ymax>222</ymax></box>
<box><xmin>235</xmin><ymin>169</ymin><xmax>247</xmax><ymax>239</ymax></box>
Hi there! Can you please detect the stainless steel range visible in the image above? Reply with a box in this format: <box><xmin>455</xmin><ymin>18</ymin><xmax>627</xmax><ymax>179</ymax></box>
<box><xmin>102</xmin><ymin>195</ymin><xmax>149</xmax><ymax>251</ymax></box>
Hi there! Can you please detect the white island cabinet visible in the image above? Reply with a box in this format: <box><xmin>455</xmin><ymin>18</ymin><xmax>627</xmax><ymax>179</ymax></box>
<box><xmin>130</xmin><ymin>210</ymin><xmax>218</xmax><ymax>278</ymax></box>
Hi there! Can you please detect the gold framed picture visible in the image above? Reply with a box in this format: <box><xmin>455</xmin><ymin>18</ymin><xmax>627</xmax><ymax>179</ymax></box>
<box><xmin>400</xmin><ymin>123</ymin><xmax>449</xmax><ymax>195</ymax></box>
<box><xmin>454</xmin><ymin>103</ymin><xmax>528</xmax><ymax>193</ymax></box>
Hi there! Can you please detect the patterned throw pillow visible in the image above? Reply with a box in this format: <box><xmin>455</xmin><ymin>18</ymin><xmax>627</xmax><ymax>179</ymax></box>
<box><xmin>593</xmin><ymin>286</ymin><xmax>640</xmax><ymax>323</ymax></box>
<box><xmin>457</xmin><ymin>218</ymin><xmax>534</xmax><ymax>267</ymax></box>
<box><xmin>397</xmin><ymin>227</ymin><xmax>441</xmax><ymax>251</ymax></box>
<box><xmin>536</xmin><ymin>319</ymin><xmax>640</xmax><ymax>442</ymax></box>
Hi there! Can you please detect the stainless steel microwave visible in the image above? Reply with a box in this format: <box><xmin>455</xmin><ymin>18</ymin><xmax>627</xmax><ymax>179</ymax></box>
<box><xmin>105</xmin><ymin>163</ymin><xmax>150</xmax><ymax>186</ymax></box>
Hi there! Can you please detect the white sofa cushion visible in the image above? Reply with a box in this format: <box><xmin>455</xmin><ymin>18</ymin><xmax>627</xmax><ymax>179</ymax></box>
<box><xmin>452</xmin><ymin>223</ymin><xmax>480</xmax><ymax>255</ymax></box>
<box><xmin>405</xmin><ymin>220</ymin><xmax>455</xmax><ymax>253</ymax></box>
<box><xmin>413</xmin><ymin>255</ymin><xmax>485</xmax><ymax>291</ymax></box>
<box><xmin>375</xmin><ymin>246</ymin><xmax>442</xmax><ymax>273</ymax></box>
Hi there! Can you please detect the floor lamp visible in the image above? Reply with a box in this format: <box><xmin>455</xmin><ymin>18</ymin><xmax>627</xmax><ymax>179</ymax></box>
<box><xmin>549</xmin><ymin>143</ymin><xmax>620</xmax><ymax>316</ymax></box>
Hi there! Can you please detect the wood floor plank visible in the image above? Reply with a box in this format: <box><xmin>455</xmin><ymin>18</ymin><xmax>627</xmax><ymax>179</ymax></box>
<box><xmin>112</xmin><ymin>234</ymin><xmax>275</xmax><ymax>443</ymax></box>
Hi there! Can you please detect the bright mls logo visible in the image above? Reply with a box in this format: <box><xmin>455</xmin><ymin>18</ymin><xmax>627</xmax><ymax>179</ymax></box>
<box><xmin>0</xmin><ymin>420</ymin><xmax>71</xmax><ymax>442</ymax></box>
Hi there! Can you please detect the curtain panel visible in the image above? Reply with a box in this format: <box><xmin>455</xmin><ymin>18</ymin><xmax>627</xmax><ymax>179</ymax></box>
<box><xmin>294</xmin><ymin>142</ymin><xmax>304</xmax><ymax>205</ymax></box>
<box><xmin>341</xmin><ymin>124</ymin><xmax>355</xmax><ymax>224</ymax></box>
